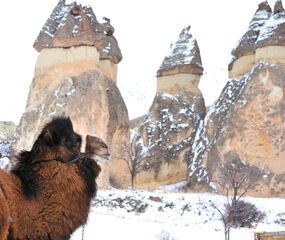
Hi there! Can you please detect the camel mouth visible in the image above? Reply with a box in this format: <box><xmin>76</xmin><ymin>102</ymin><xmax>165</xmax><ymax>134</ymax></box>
<box><xmin>91</xmin><ymin>153</ymin><xmax>110</xmax><ymax>161</ymax></box>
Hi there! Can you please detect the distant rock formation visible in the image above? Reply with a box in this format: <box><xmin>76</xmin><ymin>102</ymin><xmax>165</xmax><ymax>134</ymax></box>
<box><xmin>12</xmin><ymin>0</ymin><xmax>130</xmax><ymax>188</ymax></box>
<box><xmin>133</xmin><ymin>26</ymin><xmax>205</xmax><ymax>188</ymax></box>
<box><xmin>156</xmin><ymin>26</ymin><xmax>203</xmax><ymax>94</ymax></box>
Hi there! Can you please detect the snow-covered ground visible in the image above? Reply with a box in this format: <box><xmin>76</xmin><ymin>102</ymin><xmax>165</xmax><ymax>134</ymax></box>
<box><xmin>71</xmin><ymin>185</ymin><xmax>285</xmax><ymax>240</ymax></box>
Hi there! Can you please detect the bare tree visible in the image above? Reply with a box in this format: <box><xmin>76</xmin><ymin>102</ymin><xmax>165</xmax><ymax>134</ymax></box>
<box><xmin>209</xmin><ymin>157</ymin><xmax>265</xmax><ymax>240</ymax></box>
<box><xmin>112</xmin><ymin>131</ymin><xmax>144</xmax><ymax>188</ymax></box>
<box><xmin>209</xmin><ymin>200</ymin><xmax>231</xmax><ymax>240</ymax></box>
<box><xmin>218</xmin><ymin>157</ymin><xmax>264</xmax><ymax>204</ymax></box>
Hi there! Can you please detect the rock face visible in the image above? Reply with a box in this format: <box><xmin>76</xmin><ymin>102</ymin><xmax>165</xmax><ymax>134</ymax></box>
<box><xmin>11</xmin><ymin>1</ymin><xmax>131</xmax><ymax>188</ymax></box>
<box><xmin>187</xmin><ymin>62</ymin><xmax>285</xmax><ymax>197</ymax></box>
<box><xmin>157</xmin><ymin>26</ymin><xmax>203</xmax><ymax>94</ymax></box>
<box><xmin>134</xmin><ymin>93</ymin><xmax>205</xmax><ymax>188</ymax></box>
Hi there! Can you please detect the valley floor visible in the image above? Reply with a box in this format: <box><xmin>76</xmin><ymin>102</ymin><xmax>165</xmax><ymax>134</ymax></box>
<box><xmin>71</xmin><ymin>185</ymin><xmax>285</xmax><ymax>240</ymax></box>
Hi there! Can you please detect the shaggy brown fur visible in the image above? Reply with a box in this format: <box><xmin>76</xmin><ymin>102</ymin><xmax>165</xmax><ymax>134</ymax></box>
<box><xmin>0</xmin><ymin>117</ymin><xmax>102</xmax><ymax>240</ymax></box>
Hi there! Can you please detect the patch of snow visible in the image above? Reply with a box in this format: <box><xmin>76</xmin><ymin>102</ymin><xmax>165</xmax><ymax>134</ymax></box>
<box><xmin>102</xmin><ymin>42</ymin><xmax>111</xmax><ymax>53</ymax></box>
<box><xmin>71</xmin><ymin>189</ymin><xmax>285</xmax><ymax>240</ymax></box>
<box><xmin>0</xmin><ymin>157</ymin><xmax>10</xmax><ymax>169</ymax></box>
<box><xmin>257</xmin><ymin>11</ymin><xmax>285</xmax><ymax>42</ymax></box>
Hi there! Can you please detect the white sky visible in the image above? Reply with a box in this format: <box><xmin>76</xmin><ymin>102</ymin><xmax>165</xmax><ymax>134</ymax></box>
<box><xmin>0</xmin><ymin>0</ymin><xmax>277</xmax><ymax>123</ymax></box>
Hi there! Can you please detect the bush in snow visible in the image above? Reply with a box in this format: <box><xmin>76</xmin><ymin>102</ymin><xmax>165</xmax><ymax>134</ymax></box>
<box><xmin>225</xmin><ymin>200</ymin><xmax>265</xmax><ymax>228</ymax></box>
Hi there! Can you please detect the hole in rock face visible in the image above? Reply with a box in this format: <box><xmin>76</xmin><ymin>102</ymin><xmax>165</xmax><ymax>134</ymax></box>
<box><xmin>70</xmin><ymin>6</ymin><xmax>81</xmax><ymax>16</ymax></box>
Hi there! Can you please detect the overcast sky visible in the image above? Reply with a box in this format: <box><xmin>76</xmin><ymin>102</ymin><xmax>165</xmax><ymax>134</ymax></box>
<box><xmin>0</xmin><ymin>0</ymin><xmax>276</xmax><ymax>123</ymax></box>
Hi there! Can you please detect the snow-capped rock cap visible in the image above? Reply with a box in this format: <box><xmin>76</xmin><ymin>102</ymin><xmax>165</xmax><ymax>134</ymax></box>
<box><xmin>256</xmin><ymin>0</ymin><xmax>285</xmax><ymax>48</ymax></box>
<box><xmin>229</xmin><ymin>1</ymin><xmax>272</xmax><ymax>70</ymax></box>
<box><xmin>157</xmin><ymin>26</ymin><xmax>203</xmax><ymax>77</ymax></box>
<box><xmin>33</xmin><ymin>0</ymin><xmax>122</xmax><ymax>64</ymax></box>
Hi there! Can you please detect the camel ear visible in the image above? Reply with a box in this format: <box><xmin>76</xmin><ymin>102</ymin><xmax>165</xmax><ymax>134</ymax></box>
<box><xmin>43</xmin><ymin>129</ymin><xmax>59</xmax><ymax>146</ymax></box>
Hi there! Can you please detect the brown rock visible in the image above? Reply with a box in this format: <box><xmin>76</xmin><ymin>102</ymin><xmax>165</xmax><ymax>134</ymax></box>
<box><xmin>149</xmin><ymin>196</ymin><xmax>162</xmax><ymax>202</ymax></box>
<box><xmin>157</xmin><ymin>64</ymin><xmax>203</xmax><ymax>77</ymax></box>
<box><xmin>187</xmin><ymin>62</ymin><xmax>285</xmax><ymax>197</ymax></box>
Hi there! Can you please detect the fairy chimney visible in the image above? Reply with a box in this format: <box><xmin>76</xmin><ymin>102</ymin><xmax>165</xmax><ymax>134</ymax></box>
<box><xmin>12</xmin><ymin>0</ymin><xmax>131</xmax><ymax>188</ymax></box>
<box><xmin>229</xmin><ymin>1</ymin><xmax>272</xmax><ymax>78</ymax></box>
<box><xmin>131</xmin><ymin>26</ymin><xmax>205</xmax><ymax>188</ymax></box>
<box><xmin>156</xmin><ymin>26</ymin><xmax>203</xmax><ymax>95</ymax></box>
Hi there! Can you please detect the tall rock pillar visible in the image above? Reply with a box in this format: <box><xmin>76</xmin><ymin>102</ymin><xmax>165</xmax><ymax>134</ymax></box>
<box><xmin>12</xmin><ymin>0</ymin><xmax>131</xmax><ymax>188</ymax></box>
<box><xmin>133</xmin><ymin>26</ymin><xmax>206</xmax><ymax>188</ymax></box>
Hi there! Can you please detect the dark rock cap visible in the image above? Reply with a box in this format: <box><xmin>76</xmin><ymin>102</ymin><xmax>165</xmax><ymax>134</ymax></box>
<box><xmin>157</xmin><ymin>26</ymin><xmax>203</xmax><ymax>77</ymax></box>
<box><xmin>33</xmin><ymin>0</ymin><xmax>122</xmax><ymax>64</ymax></box>
<box><xmin>229</xmin><ymin>1</ymin><xmax>272</xmax><ymax>70</ymax></box>
<box><xmin>274</xmin><ymin>0</ymin><xmax>284</xmax><ymax>14</ymax></box>
<box><xmin>256</xmin><ymin>0</ymin><xmax>285</xmax><ymax>48</ymax></box>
